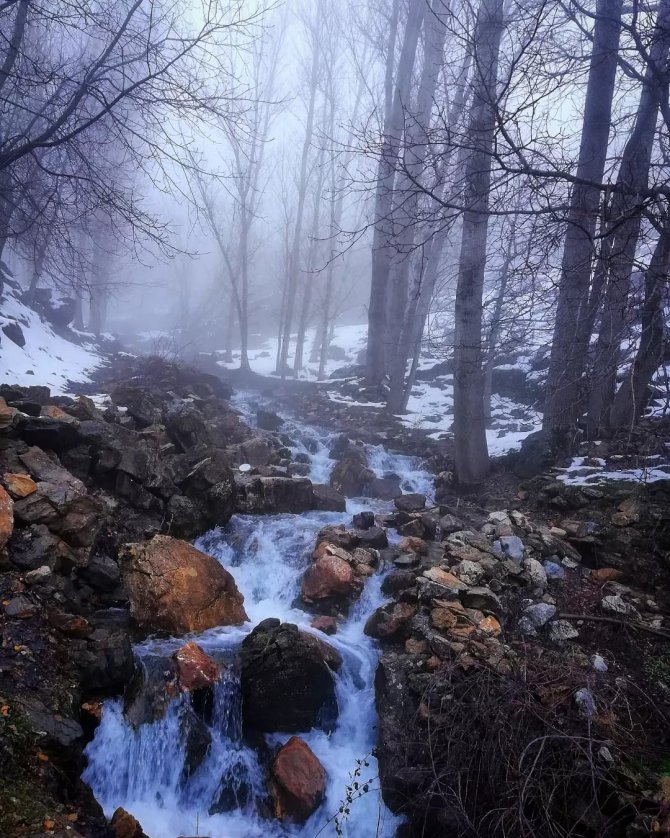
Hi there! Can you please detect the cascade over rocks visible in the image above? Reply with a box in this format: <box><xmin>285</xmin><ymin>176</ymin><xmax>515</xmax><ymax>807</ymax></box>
<box><xmin>121</xmin><ymin>534</ymin><xmax>248</xmax><ymax>633</ymax></box>
<box><xmin>240</xmin><ymin>619</ymin><xmax>341</xmax><ymax>733</ymax></box>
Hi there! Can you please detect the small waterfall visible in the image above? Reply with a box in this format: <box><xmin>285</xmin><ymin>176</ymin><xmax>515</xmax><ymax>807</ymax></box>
<box><xmin>84</xmin><ymin>394</ymin><xmax>434</xmax><ymax>837</ymax></box>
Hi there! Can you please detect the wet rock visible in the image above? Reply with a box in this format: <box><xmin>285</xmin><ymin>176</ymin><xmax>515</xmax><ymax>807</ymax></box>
<box><xmin>256</xmin><ymin>409</ymin><xmax>283</xmax><ymax>431</ymax></box>
<box><xmin>312</xmin><ymin>484</ymin><xmax>346</xmax><ymax>512</ymax></box>
<box><xmin>110</xmin><ymin>807</ymin><xmax>149</xmax><ymax>838</ymax></box>
<box><xmin>301</xmin><ymin>555</ymin><xmax>360</xmax><ymax>604</ymax></box>
<box><xmin>367</xmin><ymin>475</ymin><xmax>402</xmax><ymax>500</ymax></box>
<box><xmin>329</xmin><ymin>456</ymin><xmax>374</xmax><ymax>496</ymax></box>
<box><xmin>364</xmin><ymin>602</ymin><xmax>416</xmax><ymax>640</ymax></box>
<box><xmin>173</xmin><ymin>642</ymin><xmax>221</xmax><ymax>692</ymax></box>
<box><xmin>381</xmin><ymin>569</ymin><xmax>416</xmax><ymax>596</ymax></box>
<box><xmin>269</xmin><ymin>736</ymin><xmax>326</xmax><ymax>823</ymax></box>
<box><xmin>0</xmin><ymin>484</ymin><xmax>13</xmax><ymax>549</ymax></box>
<box><xmin>311</xmin><ymin>615</ymin><xmax>337</xmax><ymax>635</ymax></box>
<box><xmin>182</xmin><ymin>704</ymin><xmax>213</xmax><ymax>777</ymax></box>
<box><xmin>352</xmin><ymin>510</ymin><xmax>375</xmax><ymax>530</ymax></box>
<box><xmin>394</xmin><ymin>493</ymin><xmax>426</xmax><ymax>513</ymax></box>
<box><xmin>121</xmin><ymin>534</ymin><xmax>247</xmax><ymax>633</ymax></box>
<box><xmin>356</xmin><ymin>526</ymin><xmax>388</xmax><ymax>550</ymax></box>
<box><xmin>235</xmin><ymin>475</ymin><xmax>315</xmax><ymax>514</ymax></box>
<box><xmin>240</xmin><ymin>620</ymin><xmax>340</xmax><ymax>733</ymax></box>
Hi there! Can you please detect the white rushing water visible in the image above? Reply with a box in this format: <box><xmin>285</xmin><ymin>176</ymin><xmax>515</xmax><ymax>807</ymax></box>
<box><xmin>83</xmin><ymin>398</ymin><xmax>433</xmax><ymax>838</ymax></box>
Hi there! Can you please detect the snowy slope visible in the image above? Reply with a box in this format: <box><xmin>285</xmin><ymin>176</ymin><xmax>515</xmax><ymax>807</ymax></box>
<box><xmin>0</xmin><ymin>286</ymin><xmax>103</xmax><ymax>394</ymax></box>
<box><xmin>216</xmin><ymin>322</ymin><xmax>543</xmax><ymax>456</ymax></box>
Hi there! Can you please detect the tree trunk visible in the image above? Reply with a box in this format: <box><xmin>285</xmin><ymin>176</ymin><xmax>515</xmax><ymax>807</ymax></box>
<box><xmin>366</xmin><ymin>0</ymin><xmax>425</xmax><ymax>386</ymax></box>
<box><xmin>387</xmin><ymin>0</ymin><xmax>448</xmax><ymax>412</ymax></box>
<box><xmin>586</xmin><ymin>0</ymin><xmax>670</xmax><ymax>434</ymax></box>
<box><xmin>483</xmin><ymin>219</ymin><xmax>516</xmax><ymax>421</ymax></box>
<box><xmin>279</xmin><ymin>31</ymin><xmax>320</xmax><ymax>378</ymax></box>
<box><xmin>543</xmin><ymin>0</ymin><xmax>622</xmax><ymax>431</ymax></box>
<box><xmin>609</xmin><ymin>218</ymin><xmax>670</xmax><ymax>428</ymax></box>
<box><xmin>453</xmin><ymin>0</ymin><xmax>504</xmax><ymax>487</ymax></box>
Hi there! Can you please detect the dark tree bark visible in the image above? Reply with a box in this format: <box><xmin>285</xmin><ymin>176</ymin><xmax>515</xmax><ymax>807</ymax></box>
<box><xmin>609</xmin><ymin>216</ymin><xmax>670</xmax><ymax>428</ymax></box>
<box><xmin>366</xmin><ymin>0</ymin><xmax>424</xmax><ymax>386</ymax></box>
<box><xmin>453</xmin><ymin>0</ymin><xmax>504</xmax><ymax>487</ymax></box>
<box><xmin>543</xmin><ymin>0</ymin><xmax>622</xmax><ymax>431</ymax></box>
<box><xmin>586</xmin><ymin>0</ymin><xmax>670</xmax><ymax>434</ymax></box>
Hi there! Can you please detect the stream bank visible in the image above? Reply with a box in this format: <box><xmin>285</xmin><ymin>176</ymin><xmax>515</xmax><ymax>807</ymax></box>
<box><xmin>1</xmin><ymin>358</ymin><xmax>670</xmax><ymax>837</ymax></box>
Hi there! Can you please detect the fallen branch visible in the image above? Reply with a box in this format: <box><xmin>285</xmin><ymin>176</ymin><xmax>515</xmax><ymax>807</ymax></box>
<box><xmin>558</xmin><ymin>613</ymin><xmax>670</xmax><ymax>641</ymax></box>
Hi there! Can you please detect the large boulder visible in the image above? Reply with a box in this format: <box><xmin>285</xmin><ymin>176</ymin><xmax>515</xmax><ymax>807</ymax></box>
<box><xmin>330</xmin><ymin>457</ymin><xmax>374</xmax><ymax>496</ymax></box>
<box><xmin>312</xmin><ymin>484</ymin><xmax>346</xmax><ymax>512</ymax></box>
<box><xmin>301</xmin><ymin>554</ymin><xmax>360</xmax><ymax>605</ymax></box>
<box><xmin>269</xmin><ymin>736</ymin><xmax>326</xmax><ymax>823</ymax></box>
<box><xmin>240</xmin><ymin>619</ymin><xmax>341</xmax><ymax>733</ymax></box>
<box><xmin>121</xmin><ymin>534</ymin><xmax>247</xmax><ymax>633</ymax></box>
<box><xmin>235</xmin><ymin>475</ymin><xmax>315</xmax><ymax>514</ymax></box>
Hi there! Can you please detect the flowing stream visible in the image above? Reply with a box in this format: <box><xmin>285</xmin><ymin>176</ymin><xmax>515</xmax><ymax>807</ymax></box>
<box><xmin>83</xmin><ymin>394</ymin><xmax>433</xmax><ymax>837</ymax></box>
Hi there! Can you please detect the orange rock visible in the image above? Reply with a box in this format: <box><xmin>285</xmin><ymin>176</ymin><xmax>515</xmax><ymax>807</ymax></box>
<box><xmin>110</xmin><ymin>807</ymin><xmax>148</xmax><ymax>838</ymax></box>
<box><xmin>0</xmin><ymin>397</ymin><xmax>16</xmax><ymax>429</ymax></box>
<box><xmin>479</xmin><ymin>616</ymin><xmax>502</xmax><ymax>636</ymax></box>
<box><xmin>41</xmin><ymin>404</ymin><xmax>79</xmax><ymax>423</ymax></box>
<box><xmin>0</xmin><ymin>485</ymin><xmax>13</xmax><ymax>550</ymax></box>
<box><xmin>399</xmin><ymin>536</ymin><xmax>428</xmax><ymax>555</ymax></box>
<box><xmin>301</xmin><ymin>554</ymin><xmax>358</xmax><ymax>602</ymax></box>
<box><xmin>269</xmin><ymin>736</ymin><xmax>326</xmax><ymax>823</ymax></box>
<box><xmin>121</xmin><ymin>535</ymin><xmax>248</xmax><ymax>634</ymax></box>
<box><xmin>3</xmin><ymin>472</ymin><xmax>37</xmax><ymax>498</ymax></box>
<box><xmin>423</xmin><ymin>567</ymin><xmax>467</xmax><ymax>590</ymax></box>
<box><xmin>591</xmin><ymin>568</ymin><xmax>624</xmax><ymax>584</ymax></box>
<box><xmin>173</xmin><ymin>641</ymin><xmax>221</xmax><ymax>691</ymax></box>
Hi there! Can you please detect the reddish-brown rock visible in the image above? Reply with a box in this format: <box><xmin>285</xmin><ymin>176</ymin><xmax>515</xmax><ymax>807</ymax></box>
<box><xmin>110</xmin><ymin>807</ymin><xmax>148</xmax><ymax>838</ymax></box>
<box><xmin>591</xmin><ymin>567</ymin><xmax>624</xmax><ymax>584</ymax></box>
<box><xmin>0</xmin><ymin>485</ymin><xmax>13</xmax><ymax>550</ymax></box>
<box><xmin>269</xmin><ymin>736</ymin><xmax>326</xmax><ymax>822</ymax></box>
<box><xmin>311</xmin><ymin>615</ymin><xmax>337</xmax><ymax>635</ymax></box>
<box><xmin>121</xmin><ymin>534</ymin><xmax>247</xmax><ymax>633</ymax></box>
<box><xmin>399</xmin><ymin>536</ymin><xmax>428</xmax><ymax>555</ymax></box>
<box><xmin>301</xmin><ymin>554</ymin><xmax>359</xmax><ymax>602</ymax></box>
<box><xmin>173</xmin><ymin>641</ymin><xmax>221</xmax><ymax>691</ymax></box>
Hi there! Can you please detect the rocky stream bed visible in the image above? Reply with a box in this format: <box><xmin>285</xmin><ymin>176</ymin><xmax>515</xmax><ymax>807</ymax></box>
<box><xmin>1</xmin><ymin>359</ymin><xmax>670</xmax><ymax>837</ymax></box>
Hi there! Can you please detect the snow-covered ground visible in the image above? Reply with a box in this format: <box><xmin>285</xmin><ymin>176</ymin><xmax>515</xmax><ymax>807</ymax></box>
<box><xmin>557</xmin><ymin>456</ymin><xmax>670</xmax><ymax>486</ymax></box>
<box><xmin>217</xmin><ymin>323</ymin><xmax>543</xmax><ymax>456</ymax></box>
<box><xmin>1</xmin><ymin>287</ymin><xmax>103</xmax><ymax>394</ymax></box>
